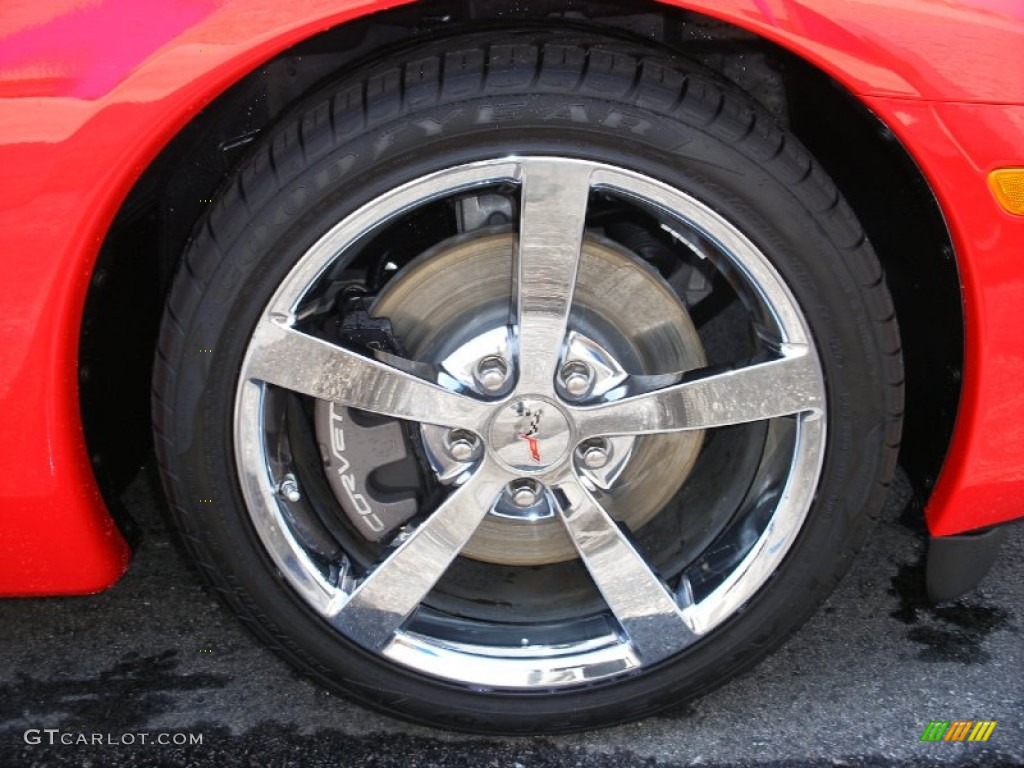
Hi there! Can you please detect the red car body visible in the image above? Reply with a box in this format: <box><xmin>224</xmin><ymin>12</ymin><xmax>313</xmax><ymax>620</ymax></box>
<box><xmin>0</xmin><ymin>0</ymin><xmax>1022</xmax><ymax>596</ymax></box>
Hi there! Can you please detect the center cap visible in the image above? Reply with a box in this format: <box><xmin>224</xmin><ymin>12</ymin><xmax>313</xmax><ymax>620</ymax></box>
<box><xmin>488</xmin><ymin>397</ymin><xmax>572</xmax><ymax>473</ymax></box>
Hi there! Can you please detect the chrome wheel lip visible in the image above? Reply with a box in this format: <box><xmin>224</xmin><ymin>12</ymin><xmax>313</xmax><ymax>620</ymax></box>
<box><xmin>233</xmin><ymin>156</ymin><xmax>827</xmax><ymax>690</ymax></box>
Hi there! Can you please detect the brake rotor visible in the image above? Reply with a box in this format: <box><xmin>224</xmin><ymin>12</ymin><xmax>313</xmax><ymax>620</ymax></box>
<box><xmin>368</xmin><ymin>229</ymin><xmax>706</xmax><ymax>566</ymax></box>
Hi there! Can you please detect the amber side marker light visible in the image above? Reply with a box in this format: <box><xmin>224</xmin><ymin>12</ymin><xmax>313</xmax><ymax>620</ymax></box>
<box><xmin>989</xmin><ymin>168</ymin><xmax>1024</xmax><ymax>215</ymax></box>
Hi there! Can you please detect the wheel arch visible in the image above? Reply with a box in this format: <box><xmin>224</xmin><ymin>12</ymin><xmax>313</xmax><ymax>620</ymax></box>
<box><xmin>80</xmin><ymin>0</ymin><xmax>961</xmax><ymax>542</ymax></box>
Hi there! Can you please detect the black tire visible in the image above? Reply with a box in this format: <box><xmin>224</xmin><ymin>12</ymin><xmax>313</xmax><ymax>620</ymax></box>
<box><xmin>153</xmin><ymin>29</ymin><xmax>903</xmax><ymax>733</ymax></box>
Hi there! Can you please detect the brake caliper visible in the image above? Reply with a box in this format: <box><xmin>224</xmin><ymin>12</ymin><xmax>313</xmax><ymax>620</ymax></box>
<box><xmin>313</xmin><ymin>295</ymin><xmax>420</xmax><ymax>542</ymax></box>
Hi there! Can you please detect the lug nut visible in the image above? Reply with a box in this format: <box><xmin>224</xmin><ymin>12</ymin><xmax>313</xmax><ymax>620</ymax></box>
<box><xmin>560</xmin><ymin>361</ymin><xmax>594</xmax><ymax>398</ymax></box>
<box><xmin>508</xmin><ymin>478</ymin><xmax>542</xmax><ymax>508</ymax></box>
<box><xmin>278</xmin><ymin>475</ymin><xmax>302</xmax><ymax>502</ymax></box>
<box><xmin>445</xmin><ymin>430</ymin><xmax>480</xmax><ymax>462</ymax></box>
<box><xmin>578</xmin><ymin>439</ymin><xmax>611</xmax><ymax>470</ymax></box>
<box><xmin>474</xmin><ymin>355</ymin><xmax>510</xmax><ymax>393</ymax></box>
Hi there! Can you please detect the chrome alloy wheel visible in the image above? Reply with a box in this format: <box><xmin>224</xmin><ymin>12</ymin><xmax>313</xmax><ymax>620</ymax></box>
<box><xmin>233</xmin><ymin>157</ymin><xmax>827</xmax><ymax>689</ymax></box>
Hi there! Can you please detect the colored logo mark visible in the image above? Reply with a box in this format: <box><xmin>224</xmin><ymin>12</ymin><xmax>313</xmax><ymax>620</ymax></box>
<box><xmin>519</xmin><ymin>433</ymin><xmax>542</xmax><ymax>463</ymax></box>
<box><xmin>920</xmin><ymin>721</ymin><xmax>997</xmax><ymax>742</ymax></box>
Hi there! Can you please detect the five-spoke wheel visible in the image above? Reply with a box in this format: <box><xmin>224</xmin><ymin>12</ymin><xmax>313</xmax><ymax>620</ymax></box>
<box><xmin>235</xmin><ymin>157</ymin><xmax>827</xmax><ymax>683</ymax></box>
<box><xmin>154</xmin><ymin>32</ymin><xmax>901</xmax><ymax>732</ymax></box>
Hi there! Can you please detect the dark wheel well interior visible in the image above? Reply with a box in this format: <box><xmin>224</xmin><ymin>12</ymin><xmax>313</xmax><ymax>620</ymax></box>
<box><xmin>80</xmin><ymin>0</ymin><xmax>961</xmax><ymax>535</ymax></box>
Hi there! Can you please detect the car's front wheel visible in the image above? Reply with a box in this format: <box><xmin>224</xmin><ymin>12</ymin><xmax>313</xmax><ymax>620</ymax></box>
<box><xmin>153</xmin><ymin>30</ymin><xmax>902</xmax><ymax>732</ymax></box>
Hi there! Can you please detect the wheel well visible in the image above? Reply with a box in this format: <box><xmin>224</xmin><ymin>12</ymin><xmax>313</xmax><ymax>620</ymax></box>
<box><xmin>80</xmin><ymin>0</ymin><xmax>960</xmax><ymax>515</ymax></box>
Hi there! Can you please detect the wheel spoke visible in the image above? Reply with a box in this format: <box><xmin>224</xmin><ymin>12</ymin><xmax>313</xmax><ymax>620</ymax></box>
<box><xmin>245</xmin><ymin>318</ymin><xmax>491</xmax><ymax>430</ymax></box>
<box><xmin>573</xmin><ymin>346</ymin><xmax>824</xmax><ymax>439</ymax></box>
<box><xmin>556</xmin><ymin>476</ymin><xmax>697</xmax><ymax>663</ymax></box>
<box><xmin>514</xmin><ymin>160</ymin><xmax>592</xmax><ymax>393</ymax></box>
<box><xmin>330</xmin><ymin>461</ymin><xmax>509</xmax><ymax>651</ymax></box>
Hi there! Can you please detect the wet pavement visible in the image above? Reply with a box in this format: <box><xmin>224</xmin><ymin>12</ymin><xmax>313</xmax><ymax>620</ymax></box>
<box><xmin>1</xmin><ymin>467</ymin><xmax>1021</xmax><ymax>767</ymax></box>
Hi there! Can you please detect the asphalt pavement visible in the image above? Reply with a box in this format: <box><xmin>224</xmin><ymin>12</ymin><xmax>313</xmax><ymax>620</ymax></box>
<box><xmin>1</xmin><ymin>466</ymin><xmax>1021</xmax><ymax>767</ymax></box>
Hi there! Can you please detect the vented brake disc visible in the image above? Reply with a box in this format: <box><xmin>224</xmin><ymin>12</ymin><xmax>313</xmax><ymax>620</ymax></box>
<box><xmin>315</xmin><ymin>229</ymin><xmax>706</xmax><ymax>565</ymax></box>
